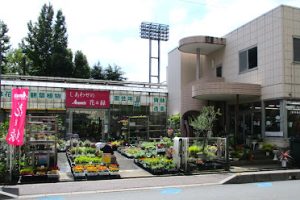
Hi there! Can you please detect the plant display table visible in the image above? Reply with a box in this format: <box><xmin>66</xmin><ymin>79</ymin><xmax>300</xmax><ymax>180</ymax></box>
<box><xmin>66</xmin><ymin>141</ymin><xmax>120</xmax><ymax>180</ymax></box>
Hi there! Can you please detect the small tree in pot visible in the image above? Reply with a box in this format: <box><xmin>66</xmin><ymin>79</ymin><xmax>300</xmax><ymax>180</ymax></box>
<box><xmin>189</xmin><ymin>106</ymin><xmax>221</xmax><ymax>137</ymax></box>
<box><xmin>189</xmin><ymin>106</ymin><xmax>221</xmax><ymax>150</ymax></box>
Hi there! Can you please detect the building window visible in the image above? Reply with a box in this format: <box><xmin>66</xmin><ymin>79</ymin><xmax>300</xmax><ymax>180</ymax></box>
<box><xmin>293</xmin><ymin>37</ymin><xmax>300</xmax><ymax>62</ymax></box>
<box><xmin>216</xmin><ymin>65</ymin><xmax>222</xmax><ymax>77</ymax></box>
<box><xmin>239</xmin><ymin>46</ymin><xmax>257</xmax><ymax>73</ymax></box>
<box><xmin>287</xmin><ymin>101</ymin><xmax>300</xmax><ymax>137</ymax></box>
<box><xmin>265</xmin><ymin>100</ymin><xmax>280</xmax><ymax>132</ymax></box>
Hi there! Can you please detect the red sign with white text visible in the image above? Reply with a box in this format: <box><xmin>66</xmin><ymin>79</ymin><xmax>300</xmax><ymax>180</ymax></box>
<box><xmin>6</xmin><ymin>88</ymin><xmax>29</xmax><ymax>146</ymax></box>
<box><xmin>65</xmin><ymin>89</ymin><xmax>110</xmax><ymax>109</ymax></box>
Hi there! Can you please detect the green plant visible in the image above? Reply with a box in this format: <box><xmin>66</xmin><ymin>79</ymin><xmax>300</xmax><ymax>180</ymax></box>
<box><xmin>74</xmin><ymin>155</ymin><xmax>91</xmax><ymax>164</ymax></box>
<box><xmin>0</xmin><ymin>120</ymin><xmax>9</xmax><ymax>139</ymax></box>
<box><xmin>188</xmin><ymin>145</ymin><xmax>201</xmax><ymax>157</ymax></box>
<box><xmin>86</xmin><ymin>147</ymin><xmax>96</xmax><ymax>154</ymax></box>
<box><xmin>262</xmin><ymin>143</ymin><xmax>274</xmax><ymax>152</ymax></box>
<box><xmin>83</xmin><ymin>140</ymin><xmax>91</xmax><ymax>147</ymax></box>
<box><xmin>0</xmin><ymin>161</ymin><xmax>6</xmax><ymax>176</ymax></box>
<box><xmin>90</xmin><ymin>157</ymin><xmax>102</xmax><ymax>164</ymax></box>
<box><xmin>141</xmin><ymin>142</ymin><xmax>156</xmax><ymax>150</ymax></box>
<box><xmin>168</xmin><ymin>113</ymin><xmax>181</xmax><ymax>136</ymax></box>
<box><xmin>189</xmin><ymin>106</ymin><xmax>221</xmax><ymax>137</ymax></box>
<box><xmin>20</xmin><ymin>166</ymin><xmax>34</xmax><ymax>175</ymax></box>
<box><xmin>203</xmin><ymin>145</ymin><xmax>218</xmax><ymax>160</ymax></box>
<box><xmin>161</xmin><ymin>137</ymin><xmax>173</xmax><ymax>148</ymax></box>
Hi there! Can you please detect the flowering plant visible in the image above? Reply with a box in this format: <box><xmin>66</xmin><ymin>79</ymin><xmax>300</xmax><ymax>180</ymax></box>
<box><xmin>279</xmin><ymin>150</ymin><xmax>292</xmax><ymax>161</ymax></box>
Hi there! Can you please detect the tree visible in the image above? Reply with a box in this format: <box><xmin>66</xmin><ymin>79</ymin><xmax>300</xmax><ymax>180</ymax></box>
<box><xmin>22</xmin><ymin>3</ymin><xmax>54</xmax><ymax>76</ymax></box>
<box><xmin>0</xmin><ymin>20</ymin><xmax>11</xmax><ymax>73</ymax></box>
<box><xmin>104</xmin><ymin>64</ymin><xmax>127</xmax><ymax>81</ymax></box>
<box><xmin>90</xmin><ymin>61</ymin><xmax>105</xmax><ymax>80</ymax></box>
<box><xmin>51</xmin><ymin>10</ymin><xmax>73</xmax><ymax>77</ymax></box>
<box><xmin>73</xmin><ymin>50</ymin><xmax>90</xmax><ymax>78</ymax></box>
<box><xmin>5</xmin><ymin>48</ymin><xmax>28</xmax><ymax>75</ymax></box>
<box><xmin>189</xmin><ymin>106</ymin><xmax>221</xmax><ymax>137</ymax></box>
<box><xmin>22</xmin><ymin>3</ymin><xmax>74</xmax><ymax>77</ymax></box>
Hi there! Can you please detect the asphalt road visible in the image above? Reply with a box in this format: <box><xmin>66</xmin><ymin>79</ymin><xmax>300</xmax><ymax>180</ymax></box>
<box><xmin>18</xmin><ymin>180</ymin><xmax>300</xmax><ymax>200</ymax></box>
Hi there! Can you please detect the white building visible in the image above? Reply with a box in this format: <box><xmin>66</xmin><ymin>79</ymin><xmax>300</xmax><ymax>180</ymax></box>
<box><xmin>168</xmin><ymin>5</ymin><xmax>300</xmax><ymax>147</ymax></box>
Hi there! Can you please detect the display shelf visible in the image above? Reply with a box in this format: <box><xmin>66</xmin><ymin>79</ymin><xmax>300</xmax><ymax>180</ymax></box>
<box><xmin>21</xmin><ymin>115</ymin><xmax>59</xmax><ymax>183</ymax></box>
<box><xmin>128</xmin><ymin>116</ymin><xmax>149</xmax><ymax>140</ymax></box>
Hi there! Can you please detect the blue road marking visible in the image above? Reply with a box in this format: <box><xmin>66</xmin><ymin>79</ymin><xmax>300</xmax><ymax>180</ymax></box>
<box><xmin>256</xmin><ymin>182</ymin><xmax>273</xmax><ymax>187</ymax></box>
<box><xmin>160</xmin><ymin>188</ymin><xmax>182</xmax><ymax>195</ymax></box>
<box><xmin>38</xmin><ymin>196</ymin><xmax>64</xmax><ymax>200</ymax></box>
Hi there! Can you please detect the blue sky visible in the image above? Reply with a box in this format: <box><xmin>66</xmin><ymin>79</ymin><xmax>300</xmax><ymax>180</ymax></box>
<box><xmin>1</xmin><ymin>0</ymin><xmax>300</xmax><ymax>82</ymax></box>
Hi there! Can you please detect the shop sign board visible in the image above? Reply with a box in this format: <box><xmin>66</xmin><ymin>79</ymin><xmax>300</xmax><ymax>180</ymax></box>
<box><xmin>66</xmin><ymin>89</ymin><xmax>110</xmax><ymax>109</ymax></box>
<box><xmin>6</xmin><ymin>88</ymin><xmax>29</xmax><ymax>146</ymax></box>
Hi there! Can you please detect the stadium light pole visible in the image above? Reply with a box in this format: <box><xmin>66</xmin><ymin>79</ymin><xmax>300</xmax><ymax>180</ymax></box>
<box><xmin>140</xmin><ymin>22</ymin><xmax>169</xmax><ymax>84</ymax></box>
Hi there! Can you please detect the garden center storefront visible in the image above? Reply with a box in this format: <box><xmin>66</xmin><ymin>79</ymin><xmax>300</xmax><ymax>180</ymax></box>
<box><xmin>0</xmin><ymin>75</ymin><xmax>168</xmax><ymax>141</ymax></box>
<box><xmin>225</xmin><ymin>100</ymin><xmax>300</xmax><ymax>146</ymax></box>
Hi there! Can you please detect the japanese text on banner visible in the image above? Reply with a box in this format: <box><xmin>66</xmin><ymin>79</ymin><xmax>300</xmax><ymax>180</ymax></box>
<box><xmin>6</xmin><ymin>88</ymin><xmax>29</xmax><ymax>146</ymax></box>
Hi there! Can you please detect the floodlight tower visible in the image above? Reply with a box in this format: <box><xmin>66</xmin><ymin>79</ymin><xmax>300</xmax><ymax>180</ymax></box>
<box><xmin>140</xmin><ymin>22</ymin><xmax>169</xmax><ymax>84</ymax></box>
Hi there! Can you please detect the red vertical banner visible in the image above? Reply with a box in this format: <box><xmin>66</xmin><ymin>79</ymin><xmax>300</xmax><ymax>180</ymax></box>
<box><xmin>6</xmin><ymin>88</ymin><xmax>29</xmax><ymax>146</ymax></box>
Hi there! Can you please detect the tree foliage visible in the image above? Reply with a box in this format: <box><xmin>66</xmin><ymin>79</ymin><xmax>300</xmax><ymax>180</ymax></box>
<box><xmin>90</xmin><ymin>61</ymin><xmax>105</xmax><ymax>80</ymax></box>
<box><xmin>189</xmin><ymin>106</ymin><xmax>221</xmax><ymax>137</ymax></box>
<box><xmin>22</xmin><ymin>3</ymin><xmax>54</xmax><ymax>76</ymax></box>
<box><xmin>104</xmin><ymin>64</ymin><xmax>127</xmax><ymax>81</ymax></box>
<box><xmin>73</xmin><ymin>50</ymin><xmax>90</xmax><ymax>78</ymax></box>
<box><xmin>91</xmin><ymin>62</ymin><xmax>127</xmax><ymax>81</ymax></box>
<box><xmin>0</xmin><ymin>20</ymin><xmax>11</xmax><ymax>73</ymax></box>
<box><xmin>51</xmin><ymin>10</ymin><xmax>73</xmax><ymax>77</ymax></box>
<box><xmin>21</xmin><ymin>3</ymin><xmax>73</xmax><ymax>77</ymax></box>
<box><xmin>5</xmin><ymin>48</ymin><xmax>28</xmax><ymax>75</ymax></box>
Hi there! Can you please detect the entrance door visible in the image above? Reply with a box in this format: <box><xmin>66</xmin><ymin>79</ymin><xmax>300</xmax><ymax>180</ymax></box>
<box><xmin>67</xmin><ymin>109</ymin><xmax>107</xmax><ymax>141</ymax></box>
<box><xmin>239</xmin><ymin>110</ymin><xmax>261</xmax><ymax>144</ymax></box>
<box><xmin>229</xmin><ymin>103</ymin><xmax>262</xmax><ymax>144</ymax></box>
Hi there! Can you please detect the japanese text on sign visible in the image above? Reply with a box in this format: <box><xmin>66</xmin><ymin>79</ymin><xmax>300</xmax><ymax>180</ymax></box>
<box><xmin>66</xmin><ymin>89</ymin><xmax>110</xmax><ymax>109</ymax></box>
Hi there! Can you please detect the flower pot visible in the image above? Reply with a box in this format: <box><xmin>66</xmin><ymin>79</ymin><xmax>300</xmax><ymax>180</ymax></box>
<box><xmin>207</xmin><ymin>130</ymin><xmax>212</xmax><ymax>138</ymax></box>
<box><xmin>273</xmin><ymin>150</ymin><xmax>279</xmax><ymax>161</ymax></box>
<box><xmin>281</xmin><ymin>160</ymin><xmax>287</xmax><ymax>168</ymax></box>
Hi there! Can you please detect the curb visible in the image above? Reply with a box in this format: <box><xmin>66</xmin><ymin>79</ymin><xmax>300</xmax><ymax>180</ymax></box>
<box><xmin>223</xmin><ymin>169</ymin><xmax>300</xmax><ymax>184</ymax></box>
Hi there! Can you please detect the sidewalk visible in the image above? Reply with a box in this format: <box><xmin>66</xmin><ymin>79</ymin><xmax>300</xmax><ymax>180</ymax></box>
<box><xmin>1</xmin><ymin>173</ymin><xmax>232</xmax><ymax>199</ymax></box>
<box><xmin>1</xmin><ymin>169</ymin><xmax>300</xmax><ymax>199</ymax></box>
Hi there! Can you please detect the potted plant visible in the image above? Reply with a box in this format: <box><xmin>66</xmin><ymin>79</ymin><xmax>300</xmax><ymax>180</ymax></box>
<box><xmin>188</xmin><ymin>145</ymin><xmax>201</xmax><ymax>158</ymax></box>
<box><xmin>279</xmin><ymin>150</ymin><xmax>292</xmax><ymax>168</ymax></box>
<box><xmin>262</xmin><ymin>143</ymin><xmax>274</xmax><ymax>156</ymax></box>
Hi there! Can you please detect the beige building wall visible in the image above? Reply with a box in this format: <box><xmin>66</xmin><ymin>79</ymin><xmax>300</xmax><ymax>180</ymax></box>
<box><xmin>167</xmin><ymin>48</ymin><xmax>182</xmax><ymax>115</ymax></box>
<box><xmin>167</xmin><ymin>49</ymin><xmax>205</xmax><ymax>116</ymax></box>
<box><xmin>222</xmin><ymin>5</ymin><xmax>284</xmax><ymax>100</ymax></box>
<box><xmin>282</xmin><ymin>6</ymin><xmax>300</xmax><ymax>98</ymax></box>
